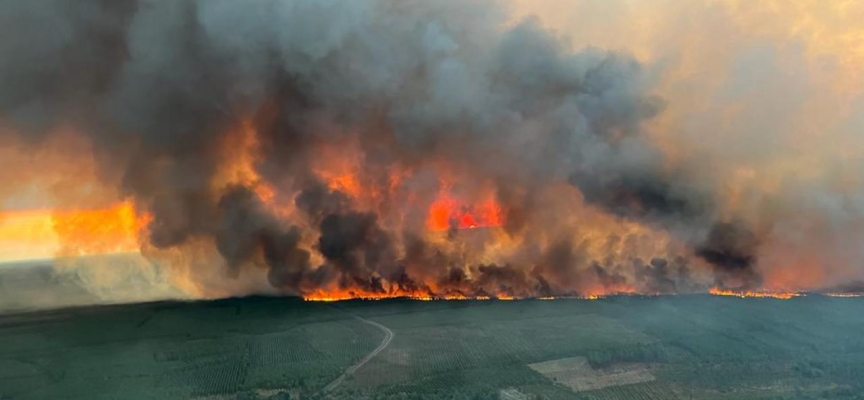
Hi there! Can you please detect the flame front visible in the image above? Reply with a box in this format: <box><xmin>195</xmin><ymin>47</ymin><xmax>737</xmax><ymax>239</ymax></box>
<box><xmin>709</xmin><ymin>287</ymin><xmax>802</xmax><ymax>300</ymax></box>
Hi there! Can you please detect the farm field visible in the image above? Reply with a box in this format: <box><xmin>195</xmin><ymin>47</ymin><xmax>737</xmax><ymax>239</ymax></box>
<box><xmin>0</xmin><ymin>295</ymin><xmax>863</xmax><ymax>399</ymax></box>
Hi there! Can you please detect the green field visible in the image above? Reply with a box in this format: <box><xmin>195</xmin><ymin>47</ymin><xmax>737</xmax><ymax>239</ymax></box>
<box><xmin>1</xmin><ymin>295</ymin><xmax>863</xmax><ymax>399</ymax></box>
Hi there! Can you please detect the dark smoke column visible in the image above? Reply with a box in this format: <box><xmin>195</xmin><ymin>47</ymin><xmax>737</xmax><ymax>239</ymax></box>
<box><xmin>0</xmin><ymin>0</ymin><xmax>764</xmax><ymax>297</ymax></box>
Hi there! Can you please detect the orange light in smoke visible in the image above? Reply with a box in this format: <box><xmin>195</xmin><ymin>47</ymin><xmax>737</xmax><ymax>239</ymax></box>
<box><xmin>0</xmin><ymin>209</ymin><xmax>60</xmax><ymax>261</ymax></box>
<box><xmin>51</xmin><ymin>201</ymin><xmax>151</xmax><ymax>257</ymax></box>
<box><xmin>426</xmin><ymin>192</ymin><xmax>504</xmax><ymax>231</ymax></box>
<box><xmin>309</xmin><ymin>139</ymin><xmax>367</xmax><ymax>201</ymax></box>
<box><xmin>322</xmin><ymin>173</ymin><xmax>362</xmax><ymax>198</ymax></box>
<box><xmin>215</xmin><ymin>119</ymin><xmax>278</xmax><ymax>206</ymax></box>
<box><xmin>0</xmin><ymin>201</ymin><xmax>151</xmax><ymax>262</ymax></box>
<box><xmin>428</xmin><ymin>197</ymin><xmax>454</xmax><ymax>231</ymax></box>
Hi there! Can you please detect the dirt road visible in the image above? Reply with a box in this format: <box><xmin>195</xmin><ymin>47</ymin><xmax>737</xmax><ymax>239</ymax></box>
<box><xmin>320</xmin><ymin>316</ymin><xmax>394</xmax><ymax>393</ymax></box>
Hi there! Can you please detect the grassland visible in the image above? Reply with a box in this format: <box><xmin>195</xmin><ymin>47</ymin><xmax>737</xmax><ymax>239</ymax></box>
<box><xmin>0</xmin><ymin>295</ymin><xmax>863</xmax><ymax>399</ymax></box>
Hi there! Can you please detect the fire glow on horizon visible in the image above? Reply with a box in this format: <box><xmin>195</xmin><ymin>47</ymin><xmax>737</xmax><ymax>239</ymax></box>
<box><xmin>0</xmin><ymin>201</ymin><xmax>150</xmax><ymax>262</ymax></box>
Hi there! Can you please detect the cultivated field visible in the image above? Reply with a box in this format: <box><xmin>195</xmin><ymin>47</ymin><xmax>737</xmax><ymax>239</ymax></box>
<box><xmin>0</xmin><ymin>294</ymin><xmax>863</xmax><ymax>399</ymax></box>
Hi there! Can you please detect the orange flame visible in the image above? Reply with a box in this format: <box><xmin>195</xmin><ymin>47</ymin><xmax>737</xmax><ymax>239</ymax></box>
<box><xmin>709</xmin><ymin>287</ymin><xmax>802</xmax><ymax>300</ymax></box>
<box><xmin>302</xmin><ymin>286</ymin><xmax>435</xmax><ymax>302</ymax></box>
<box><xmin>302</xmin><ymin>287</ymin><xmax>645</xmax><ymax>302</ymax></box>
<box><xmin>538</xmin><ymin>295</ymin><xmax>606</xmax><ymax>300</ymax></box>
<box><xmin>303</xmin><ymin>288</ymin><xmax>523</xmax><ymax>302</ymax></box>
<box><xmin>303</xmin><ymin>293</ymin><xmax>640</xmax><ymax>302</ymax></box>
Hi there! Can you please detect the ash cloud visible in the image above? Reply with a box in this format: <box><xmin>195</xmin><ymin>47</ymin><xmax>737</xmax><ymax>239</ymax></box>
<box><xmin>0</xmin><ymin>0</ymin><xmax>778</xmax><ymax>298</ymax></box>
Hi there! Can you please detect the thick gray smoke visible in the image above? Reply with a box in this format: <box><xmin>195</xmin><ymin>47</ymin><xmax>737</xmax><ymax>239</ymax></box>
<box><xmin>0</xmin><ymin>0</ymin><xmax>762</xmax><ymax>298</ymax></box>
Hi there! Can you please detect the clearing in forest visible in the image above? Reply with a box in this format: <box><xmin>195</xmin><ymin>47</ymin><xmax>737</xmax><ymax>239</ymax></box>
<box><xmin>527</xmin><ymin>356</ymin><xmax>653</xmax><ymax>392</ymax></box>
<box><xmin>498</xmin><ymin>387</ymin><xmax>530</xmax><ymax>400</ymax></box>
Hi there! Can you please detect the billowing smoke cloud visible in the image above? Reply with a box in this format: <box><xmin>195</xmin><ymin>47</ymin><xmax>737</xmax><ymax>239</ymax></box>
<box><xmin>508</xmin><ymin>0</ymin><xmax>864</xmax><ymax>292</ymax></box>
<box><xmin>2</xmin><ymin>0</ymin><xmax>860</xmax><ymax>302</ymax></box>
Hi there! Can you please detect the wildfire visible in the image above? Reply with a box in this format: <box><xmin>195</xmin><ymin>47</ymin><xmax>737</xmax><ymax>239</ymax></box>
<box><xmin>0</xmin><ymin>200</ymin><xmax>151</xmax><ymax>261</ymax></box>
<box><xmin>51</xmin><ymin>201</ymin><xmax>151</xmax><ymax>257</ymax></box>
<box><xmin>538</xmin><ymin>295</ymin><xmax>605</xmax><ymax>300</ymax></box>
<box><xmin>303</xmin><ymin>287</ymin><xmax>435</xmax><ymax>302</ymax></box>
<box><xmin>302</xmin><ymin>294</ymin><xmax>640</xmax><ymax>302</ymax></box>
<box><xmin>426</xmin><ymin>192</ymin><xmax>504</xmax><ymax>231</ymax></box>
<box><xmin>0</xmin><ymin>209</ymin><xmax>58</xmax><ymax>261</ymax></box>
<box><xmin>709</xmin><ymin>287</ymin><xmax>802</xmax><ymax>300</ymax></box>
<box><xmin>303</xmin><ymin>290</ymin><xmax>521</xmax><ymax>302</ymax></box>
<box><xmin>214</xmin><ymin>120</ymin><xmax>278</xmax><ymax>206</ymax></box>
<box><xmin>304</xmin><ymin>292</ymin><xmax>627</xmax><ymax>302</ymax></box>
<box><xmin>310</xmin><ymin>139</ymin><xmax>367</xmax><ymax>201</ymax></box>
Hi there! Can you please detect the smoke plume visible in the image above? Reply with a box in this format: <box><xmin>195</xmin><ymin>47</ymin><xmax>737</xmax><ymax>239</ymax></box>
<box><xmin>1</xmin><ymin>0</ymin><xmax>862</xmax><ymax>302</ymax></box>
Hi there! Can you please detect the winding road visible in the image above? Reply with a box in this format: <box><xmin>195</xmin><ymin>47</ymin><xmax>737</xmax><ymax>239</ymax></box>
<box><xmin>320</xmin><ymin>315</ymin><xmax>394</xmax><ymax>393</ymax></box>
